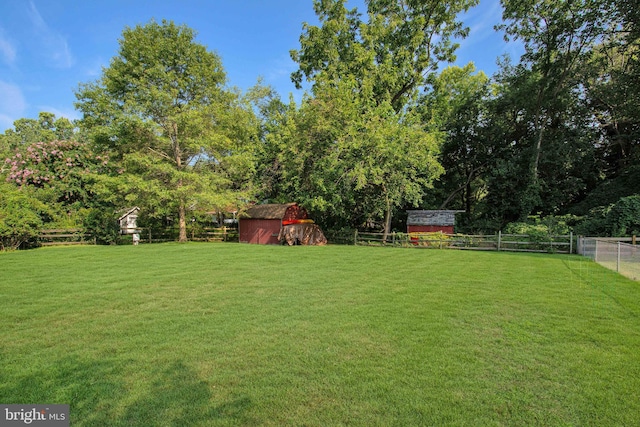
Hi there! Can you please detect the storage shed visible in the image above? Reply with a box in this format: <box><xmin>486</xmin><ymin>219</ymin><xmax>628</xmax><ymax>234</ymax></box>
<box><xmin>239</xmin><ymin>203</ymin><xmax>309</xmax><ymax>245</ymax></box>
<box><xmin>407</xmin><ymin>210</ymin><xmax>464</xmax><ymax>234</ymax></box>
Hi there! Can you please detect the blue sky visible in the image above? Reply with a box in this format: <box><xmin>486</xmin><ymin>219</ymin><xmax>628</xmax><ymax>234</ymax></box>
<box><xmin>0</xmin><ymin>0</ymin><xmax>521</xmax><ymax>133</ymax></box>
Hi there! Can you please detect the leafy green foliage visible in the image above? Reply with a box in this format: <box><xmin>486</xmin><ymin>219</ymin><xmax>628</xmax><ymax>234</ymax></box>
<box><xmin>418</xmin><ymin>64</ymin><xmax>491</xmax><ymax>216</ymax></box>
<box><xmin>259</xmin><ymin>82</ymin><xmax>442</xmax><ymax>233</ymax></box>
<box><xmin>4</xmin><ymin>139</ymin><xmax>111</xmax><ymax>208</ymax></box>
<box><xmin>76</xmin><ymin>20</ymin><xmax>258</xmax><ymax>242</ymax></box>
<box><xmin>0</xmin><ymin>182</ymin><xmax>49</xmax><ymax>250</ymax></box>
<box><xmin>478</xmin><ymin>0</ymin><xmax>615</xmax><ymax>222</ymax></box>
<box><xmin>281</xmin><ymin>0</ymin><xmax>478</xmax><ymax>235</ymax></box>
<box><xmin>292</xmin><ymin>0</ymin><xmax>477</xmax><ymax>112</ymax></box>
<box><xmin>83</xmin><ymin>207</ymin><xmax>121</xmax><ymax>245</ymax></box>
<box><xmin>0</xmin><ymin>112</ymin><xmax>75</xmax><ymax>150</ymax></box>
<box><xmin>570</xmin><ymin>165</ymin><xmax>640</xmax><ymax>215</ymax></box>
<box><xmin>573</xmin><ymin>206</ymin><xmax>611</xmax><ymax>236</ymax></box>
<box><xmin>606</xmin><ymin>195</ymin><xmax>640</xmax><ymax>236</ymax></box>
<box><xmin>572</xmin><ymin>195</ymin><xmax>640</xmax><ymax>237</ymax></box>
<box><xmin>504</xmin><ymin>215</ymin><xmax>573</xmax><ymax>239</ymax></box>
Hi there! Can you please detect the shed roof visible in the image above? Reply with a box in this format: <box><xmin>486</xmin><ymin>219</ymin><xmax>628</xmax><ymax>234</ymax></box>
<box><xmin>117</xmin><ymin>206</ymin><xmax>140</xmax><ymax>221</ymax></box>
<box><xmin>242</xmin><ymin>203</ymin><xmax>298</xmax><ymax>220</ymax></box>
<box><xmin>407</xmin><ymin>210</ymin><xmax>464</xmax><ymax>226</ymax></box>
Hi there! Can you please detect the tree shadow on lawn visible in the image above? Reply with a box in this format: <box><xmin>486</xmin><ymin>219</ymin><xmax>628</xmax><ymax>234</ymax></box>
<box><xmin>0</xmin><ymin>356</ymin><xmax>254</xmax><ymax>426</ymax></box>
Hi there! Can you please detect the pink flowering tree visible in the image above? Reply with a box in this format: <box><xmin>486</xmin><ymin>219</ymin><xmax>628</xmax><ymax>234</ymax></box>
<box><xmin>4</xmin><ymin>139</ymin><xmax>111</xmax><ymax>208</ymax></box>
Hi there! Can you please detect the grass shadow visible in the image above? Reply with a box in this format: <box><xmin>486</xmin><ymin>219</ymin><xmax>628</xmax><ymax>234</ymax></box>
<box><xmin>0</xmin><ymin>356</ymin><xmax>255</xmax><ymax>426</ymax></box>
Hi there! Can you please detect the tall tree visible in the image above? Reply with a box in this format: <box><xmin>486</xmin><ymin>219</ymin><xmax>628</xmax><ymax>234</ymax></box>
<box><xmin>292</xmin><ymin>0</ymin><xmax>477</xmax><ymax>112</ymax></box>
<box><xmin>419</xmin><ymin>64</ymin><xmax>492</xmax><ymax>216</ymax></box>
<box><xmin>268</xmin><ymin>83</ymin><xmax>441</xmax><ymax>235</ymax></box>
<box><xmin>285</xmin><ymin>0</ymin><xmax>473</xmax><ymax>236</ymax></box>
<box><xmin>481</xmin><ymin>0</ymin><xmax>616</xmax><ymax>222</ymax></box>
<box><xmin>0</xmin><ymin>112</ymin><xmax>75</xmax><ymax>151</ymax></box>
<box><xmin>498</xmin><ymin>0</ymin><xmax>613</xmax><ymax>180</ymax></box>
<box><xmin>76</xmin><ymin>20</ymin><xmax>257</xmax><ymax>242</ymax></box>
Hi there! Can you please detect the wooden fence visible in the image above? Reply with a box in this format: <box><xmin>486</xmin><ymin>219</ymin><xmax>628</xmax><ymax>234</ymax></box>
<box><xmin>39</xmin><ymin>229</ymin><xmax>94</xmax><ymax>246</ymax></box>
<box><xmin>135</xmin><ymin>227</ymin><xmax>239</xmax><ymax>244</ymax></box>
<box><xmin>37</xmin><ymin>227</ymin><xmax>238</xmax><ymax>246</ymax></box>
<box><xmin>347</xmin><ymin>230</ymin><xmax>575</xmax><ymax>254</ymax></box>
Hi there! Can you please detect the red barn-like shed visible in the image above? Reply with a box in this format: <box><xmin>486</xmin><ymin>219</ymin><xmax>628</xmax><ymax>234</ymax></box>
<box><xmin>407</xmin><ymin>210</ymin><xmax>464</xmax><ymax>234</ymax></box>
<box><xmin>239</xmin><ymin>203</ymin><xmax>308</xmax><ymax>245</ymax></box>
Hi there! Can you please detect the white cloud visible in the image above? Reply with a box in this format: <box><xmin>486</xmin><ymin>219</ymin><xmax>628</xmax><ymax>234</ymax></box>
<box><xmin>0</xmin><ymin>30</ymin><xmax>17</xmax><ymax>65</ymax></box>
<box><xmin>267</xmin><ymin>54</ymin><xmax>297</xmax><ymax>82</ymax></box>
<box><xmin>0</xmin><ymin>80</ymin><xmax>27</xmax><ymax>131</ymax></box>
<box><xmin>459</xmin><ymin>0</ymin><xmax>504</xmax><ymax>47</ymax></box>
<box><xmin>27</xmin><ymin>1</ymin><xmax>74</xmax><ymax>68</ymax></box>
<box><xmin>0</xmin><ymin>113</ymin><xmax>15</xmax><ymax>132</ymax></box>
<box><xmin>84</xmin><ymin>57</ymin><xmax>106</xmax><ymax>77</ymax></box>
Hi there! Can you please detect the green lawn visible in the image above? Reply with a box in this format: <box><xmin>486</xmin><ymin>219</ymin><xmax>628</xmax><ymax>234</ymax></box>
<box><xmin>1</xmin><ymin>243</ymin><xmax>639</xmax><ymax>426</ymax></box>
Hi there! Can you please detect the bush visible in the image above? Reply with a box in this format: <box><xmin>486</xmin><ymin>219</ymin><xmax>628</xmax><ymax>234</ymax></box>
<box><xmin>573</xmin><ymin>196</ymin><xmax>640</xmax><ymax>237</ymax></box>
<box><xmin>84</xmin><ymin>208</ymin><xmax>120</xmax><ymax>245</ymax></box>
<box><xmin>410</xmin><ymin>231</ymin><xmax>451</xmax><ymax>247</ymax></box>
<box><xmin>607</xmin><ymin>195</ymin><xmax>640</xmax><ymax>236</ymax></box>
<box><xmin>0</xmin><ymin>183</ymin><xmax>48</xmax><ymax>250</ymax></box>
<box><xmin>573</xmin><ymin>206</ymin><xmax>610</xmax><ymax>236</ymax></box>
<box><xmin>504</xmin><ymin>215</ymin><xmax>573</xmax><ymax>240</ymax></box>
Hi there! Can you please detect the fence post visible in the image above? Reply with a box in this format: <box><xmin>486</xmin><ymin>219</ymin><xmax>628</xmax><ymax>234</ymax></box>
<box><xmin>354</xmin><ymin>229</ymin><xmax>358</xmax><ymax>246</ymax></box>
<box><xmin>617</xmin><ymin>242</ymin><xmax>621</xmax><ymax>272</ymax></box>
<box><xmin>148</xmin><ymin>229</ymin><xmax>152</xmax><ymax>244</ymax></box>
<box><xmin>578</xmin><ymin>236</ymin><xmax>583</xmax><ymax>255</ymax></box>
<box><xmin>497</xmin><ymin>231</ymin><xmax>502</xmax><ymax>251</ymax></box>
<box><xmin>570</xmin><ymin>232</ymin><xmax>573</xmax><ymax>254</ymax></box>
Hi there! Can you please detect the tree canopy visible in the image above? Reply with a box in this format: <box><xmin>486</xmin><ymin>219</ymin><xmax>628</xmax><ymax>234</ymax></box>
<box><xmin>291</xmin><ymin>0</ymin><xmax>477</xmax><ymax>112</ymax></box>
<box><xmin>75</xmin><ymin>19</ymin><xmax>258</xmax><ymax>242</ymax></box>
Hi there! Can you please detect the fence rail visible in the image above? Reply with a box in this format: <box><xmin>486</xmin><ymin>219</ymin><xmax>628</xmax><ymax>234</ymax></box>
<box><xmin>39</xmin><ymin>229</ymin><xmax>94</xmax><ymax>246</ymax></box>
<box><xmin>578</xmin><ymin>237</ymin><xmax>639</xmax><ymax>281</ymax></box>
<box><xmin>134</xmin><ymin>227</ymin><xmax>239</xmax><ymax>244</ymax></box>
<box><xmin>348</xmin><ymin>230</ymin><xmax>574</xmax><ymax>254</ymax></box>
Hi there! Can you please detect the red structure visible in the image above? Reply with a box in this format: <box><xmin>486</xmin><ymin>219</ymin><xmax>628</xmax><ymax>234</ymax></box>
<box><xmin>407</xmin><ymin>210</ymin><xmax>463</xmax><ymax>234</ymax></box>
<box><xmin>408</xmin><ymin>224</ymin><xmax>455</xmax><ymax>234</ymax></box>
<box><xmin>239</xmin><ymin>203</ymin><xmax>308</xmax><ymax>245</ymax></box>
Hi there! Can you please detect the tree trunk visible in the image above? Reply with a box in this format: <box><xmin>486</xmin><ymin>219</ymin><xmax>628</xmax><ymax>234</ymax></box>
<box><xmin>532</xmin><ymin>124</ymin><xmax>544</xmax><ymax>181</ymax></box>
<box><xmin>172</xmin><ymin>123</ymin><xmax>188</xmax><ymax>243</ymax></box>
<box><xmin>465</xmin><ymin>173</ymin><xmax>473</xmax><ymax>215</ymax></box>
<box><xmin>178</xmin><ymin>200</ymin><xmax>188</xmax><ymax>243</ymax></box>
<box><xmin>382</xmin><ymin>190</ymin><xmax>392</xmax><ymax>242</ymax></box>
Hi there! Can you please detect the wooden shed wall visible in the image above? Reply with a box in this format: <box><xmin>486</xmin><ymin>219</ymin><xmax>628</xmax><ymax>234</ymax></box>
<box><xmin>239</xmin><ymin>203</ymin><xmax>310</xmax><ymax>245</ymax></box>
<box><xmin>239</xmin><ymin>219</ymin><xmax>282</xmax><ymax>245</ymax></box>
<box><xmin>408</xmin><ymin>225</ymin><xmax>455</xmax><ymax>234</ymax></box>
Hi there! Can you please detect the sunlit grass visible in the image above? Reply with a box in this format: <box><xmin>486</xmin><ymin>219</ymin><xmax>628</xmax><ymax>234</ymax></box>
<box><xmin>1</xmin><ymin>243</ymin><xmax>639</xmax><ymax>425</ymax></box>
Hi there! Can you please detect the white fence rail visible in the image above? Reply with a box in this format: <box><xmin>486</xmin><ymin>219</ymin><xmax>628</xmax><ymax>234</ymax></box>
<box><xmin>578</xmin><ymin>237</ymin><xmax>639</xmax><ymax>281</ymax></box>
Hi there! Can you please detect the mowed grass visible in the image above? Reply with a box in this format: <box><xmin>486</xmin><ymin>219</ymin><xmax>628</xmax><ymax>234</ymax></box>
<box><xmin>1</xmin><ymin>243</ymin><xmax>639</xmax><ymax>426</ymax></box>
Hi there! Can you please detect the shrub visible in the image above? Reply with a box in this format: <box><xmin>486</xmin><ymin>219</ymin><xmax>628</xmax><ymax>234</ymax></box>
<box><xmin>0</xmin><ymin>183</ymin><xmax>48</xmax><ymax>250</ymax></box>
<box><xmin>504</xmin><ymin>215</ymin><xmax>573</xmax><ymax>239</ymax></box>
<box><xmin>84</xmin><ymin>208</ymin><xmax>120</xmax><ymax>245</ymax></box>
<box><xmin>573</xmin><ymin>196</ymin><xmax>640</xmax><ymax>237</ymax></box>
<box><xmin>606</xmin><ymin>195</ymin><xmax>640</xmax><ymax>236</ymax></box>
<box><xmin>573</xmin><ymin>206</ymin><xmax>610</xmax><ymax>236</ymax></box>
<box><xmin>410</xmin><ymin>231</ymin><xmax>451</xmax><ymax>247</ymax></box>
